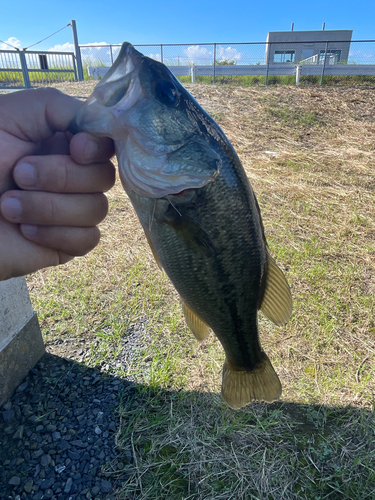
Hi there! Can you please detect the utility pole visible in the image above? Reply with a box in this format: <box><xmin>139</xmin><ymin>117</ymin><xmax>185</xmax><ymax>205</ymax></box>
<box><xmin>71</xmin><ymin>19</ymin><xmax>83</xmax><ymax>81</ymax></box>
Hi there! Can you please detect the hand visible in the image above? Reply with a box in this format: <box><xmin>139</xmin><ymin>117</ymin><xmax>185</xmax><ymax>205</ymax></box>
<box><xmin>0</xmin><ymin>88</ymin><xmax>115</xmax><ymax>281</ymax></box>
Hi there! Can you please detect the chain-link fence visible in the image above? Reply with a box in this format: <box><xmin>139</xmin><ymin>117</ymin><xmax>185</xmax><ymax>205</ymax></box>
<box><xmin>0</xmin><ymin>49</ymin><xmax>77</xmax><ymax>89</ymax></box>
<box><xmin>79</xmin><ymin>40</ymin><xmax>375</xmax><ymax>87</ymax></box>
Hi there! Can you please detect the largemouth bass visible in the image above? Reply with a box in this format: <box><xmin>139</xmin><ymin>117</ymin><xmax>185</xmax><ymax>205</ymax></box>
<box><xmin>73</xmin><ymin>43</ymin><xmax>292</xmax><ymax>409</ymax></box>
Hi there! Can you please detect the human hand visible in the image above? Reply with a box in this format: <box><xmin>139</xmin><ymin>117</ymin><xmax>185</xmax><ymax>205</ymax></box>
<box><xmin>0</xmin><ymin>88</ymin><xmax>115</xmax><ymax>281</ymax></box>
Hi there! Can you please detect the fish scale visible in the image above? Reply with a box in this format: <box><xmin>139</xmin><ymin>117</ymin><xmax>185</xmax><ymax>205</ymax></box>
<box><xmin>73</xmin><ymin>42</ymin><xmax>293</xmax><ymax>409</ymax></box>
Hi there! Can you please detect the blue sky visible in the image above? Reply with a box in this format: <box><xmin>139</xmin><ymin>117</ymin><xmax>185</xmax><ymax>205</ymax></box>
<box><xmin>1</xmin><ymin>0</ymin><xmax>374</xmax><ymax>52</ymax></box>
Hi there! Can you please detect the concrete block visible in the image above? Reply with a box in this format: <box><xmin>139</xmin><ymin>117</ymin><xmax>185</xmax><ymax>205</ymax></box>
<box><xmin>0</xmin><ymin>277</ymin><xmax>45</xmax><ymax>406</ymax></box>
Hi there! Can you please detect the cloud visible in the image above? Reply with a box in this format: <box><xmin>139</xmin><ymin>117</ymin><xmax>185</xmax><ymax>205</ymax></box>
<box><xmin>0</xmin><ymin>37</ymin><xmax>23</xmax><ymax>50</ymax></box>
<box><xmin>78</xmin><ymin>42</ymin><xmax>120</xmax><ymax>65</ymax></box>
<box><xmin>48</xmin><ymin>42</ymin><xmax>74</xmax><ymax>52</ymax></box>
<box><xmin>149</xmin><ymin>53</ymin><xmax>161</xmax><ymax>62</ymax></box>
<box><xmin>349</xmin><ymin>49</ymin><xmax>375</xmax><ymax>61</ymax></box>
<box><xmin>184</xmin><ymin>45</ymin><xmax>213</xmax><ymax>64</ymax></box>
<box><xmin>216</xmin><ymin>46</ymin><xmax>242</xmax><ymax>63</ymax></box>
<box><xmin>182</xmin><ymin>45</ymin><xmax>243</xmax><ymax>65</ymax></box>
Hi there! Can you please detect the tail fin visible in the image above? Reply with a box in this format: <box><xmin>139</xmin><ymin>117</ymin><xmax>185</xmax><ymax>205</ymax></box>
<box><xmin>221</xmin><ymin>353</ymin><xmax>282</xmax><ymax>409</ymax></box>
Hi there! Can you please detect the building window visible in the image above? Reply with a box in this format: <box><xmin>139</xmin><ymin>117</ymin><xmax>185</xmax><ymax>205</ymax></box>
<box><xmin>274</xmin><ymin>50</ymin><xmax>295</xmax><ymax>63</ymax></box>
<box><xmin>319</xmin><ymin>49</ymin><xmax>341</xmax><ymax>63</ymax></box>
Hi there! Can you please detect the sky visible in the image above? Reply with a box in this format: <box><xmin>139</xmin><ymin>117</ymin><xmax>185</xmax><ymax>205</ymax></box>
<box><xmin>1</xmin><ymin>0</ymin><xmax>374</xmax><ymax>55</ymax></box>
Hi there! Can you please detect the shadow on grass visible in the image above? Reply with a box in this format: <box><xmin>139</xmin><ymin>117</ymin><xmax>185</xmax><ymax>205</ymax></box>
<box><xmin>1</xmin><ymin>353</ymin><xmax>374</xmax><ymax>500</ymax></box>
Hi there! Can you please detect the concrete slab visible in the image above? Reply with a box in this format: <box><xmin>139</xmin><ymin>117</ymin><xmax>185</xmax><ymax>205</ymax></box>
<box><xmin>0</xmin><ymin>278</ymin><xmax>45</xmax><ymax>406</ymax></box>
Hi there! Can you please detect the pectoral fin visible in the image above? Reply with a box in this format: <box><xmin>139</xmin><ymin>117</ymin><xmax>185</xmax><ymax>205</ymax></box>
<box><xmin>144</xmin><ymin>232</ymin><xmax>163</xmax><ymax>270</ymax></box>
<box><xmin>165</xmin><ymin>210</ymin><xmax>215</xmax><ymax>257</ymax></box>
<box><xmin>181</xmin><ymin>299</ymin><xmax>210</xmax><ymax>341</ymax></box>
<box><xmin>259</xmin><ymin>253</ymin><xmax>292</xmax><ymax>326</ymax></box>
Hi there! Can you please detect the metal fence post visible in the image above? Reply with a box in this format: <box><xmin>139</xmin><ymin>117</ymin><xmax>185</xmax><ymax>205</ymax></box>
<box><xmin>19</xmin><ymin>50</ymin><xmax>31</xmax><ymax>88</ymax></box>
<box><xmin>295</xmin><ymin>65</ymin><xmax>301</xmax><ymax>85</ymax></box>
<box><xmin>213</xmin><ymin>43</ymin><xmax>216</xmax><ymax>84</ymax></box>
<box><xmin>161</xmin><ymin>44</ymin><xmax>163</xmax><ymax>64</ymax></box>
<box><xmin>191</xmin><ymin>64</ymin><xmax>195</xmax><ymax>83</ymax></box>
<box><xmin>71</xmin><ymin>19</ymin><xmax>83</xmax><ymax>81</ymax></box>
<box><xmin>320</xmin><ymin>41</ymin><xmax>328</xmax><ymax>86</ymax></box>
<box><xmin>72</xmin><ymin>53</ymin><xmax>78</xmax><ymax>81</ymax></box>
<box><xmin>110</xmin><ymin>45</ymin><xmax>113</xmax><ymax>65</ymax></box>
<box><xmin>265</xmin><ymin>42</ymin><xmax>271</xmax><ymax>85</ymax></box>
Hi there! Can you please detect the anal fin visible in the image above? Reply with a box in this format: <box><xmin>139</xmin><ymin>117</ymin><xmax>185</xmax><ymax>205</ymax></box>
<box><xmin>181</xmin><ymin>299</ymin><xmax>210</xmax><ymax>341</ymax></box>
<box><xmin>259</xmin><ymin>253</ymin><xmax>292</xmax><ymax>326</ymax></box>
<box><xmin>221</xmin><ymin>353</ymin><xmax>282</xmax><ymax>409</ymax></box>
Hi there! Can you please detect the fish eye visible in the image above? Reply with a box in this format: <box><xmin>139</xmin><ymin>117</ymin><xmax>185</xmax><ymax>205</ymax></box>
<box><xmin>104</xmin><ymin>83</ymin><xmax>129</xmax><ymax>107</ymax></box>
<box><xmin>155</xmin><ymin>81</ymin><xmax>179</xmax><ymax>106</ymax></box>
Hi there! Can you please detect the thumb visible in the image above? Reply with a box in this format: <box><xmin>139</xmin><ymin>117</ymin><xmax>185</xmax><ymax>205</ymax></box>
<box><xmin>0</xmin><ymin>88</ymin><xmax>82</xmax><ymax>142</ymax></box>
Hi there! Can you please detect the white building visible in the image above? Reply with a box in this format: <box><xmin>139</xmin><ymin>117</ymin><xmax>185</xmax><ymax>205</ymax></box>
<box><xmin>265</xmin><ymin>30</ymin><xmax>353</xmax><ymax>65</ymax></box>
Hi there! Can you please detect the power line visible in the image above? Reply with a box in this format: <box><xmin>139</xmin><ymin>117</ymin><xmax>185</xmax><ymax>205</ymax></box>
<box><xmin>0</xmin><ymin>39</ymin><xmax>20</xmax><ymax>50</ymax></box>
<box><xmin>1</xmin><ymin>23</ymin><xmax>71</xmax><ymax>52</ymax></box>
<box><xmin>26</xmin><ymin>23</ymin><xmax>71</xmax><ymax>50</ymax></box>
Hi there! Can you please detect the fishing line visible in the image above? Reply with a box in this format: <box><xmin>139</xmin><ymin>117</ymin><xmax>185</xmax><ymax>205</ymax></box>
<box><xmin>149</xmin><ymin>200</ymin><xmax>156</xmax><ymax>231</ymax></box>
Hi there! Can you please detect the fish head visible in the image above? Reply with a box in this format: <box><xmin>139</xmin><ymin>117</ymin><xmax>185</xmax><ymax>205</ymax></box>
<box><xmin>74</xmin><ymin>42</ymin><xmax>221</xmax><ymax>198</ymax></box>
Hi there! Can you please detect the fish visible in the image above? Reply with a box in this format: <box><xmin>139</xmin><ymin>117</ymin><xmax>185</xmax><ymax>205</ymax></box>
<box><xmin>72</xmin><ymin>42</ymin><xmax>292</xmax><ymax>409</ymax></box>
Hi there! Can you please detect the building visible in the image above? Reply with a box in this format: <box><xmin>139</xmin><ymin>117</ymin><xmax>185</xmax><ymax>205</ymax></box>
<box><xmin>265</xmin><ymin>30</ymin><xmax>353</xmax><ymax>65</ymax></box>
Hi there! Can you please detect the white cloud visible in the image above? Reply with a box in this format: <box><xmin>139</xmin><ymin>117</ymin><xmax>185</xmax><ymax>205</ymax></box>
<box><xmin>0</xmin><ymin>37</ymin><xmax>23</xmax><ymax>50</ymax></box>
<box><xmin>216</xmin><ymin>46</ymin><xmax>242</xmax><ymax>63</ymax></box>
<box><xmin>48</xmin><ymin>42</ymin><xmax>74</xmax><ymax>52</ymax></box>
<box><xmin>149</xmin><ymin>53</ymin><xmax>161</xmax><ymax>62</ymax></box>
<box><xmin>78</xmin><ymin>42</ymin><xmax>119</xmax><ymax>66</ymax></box>
<box><xmin>349</xmin><ymin>49</ymin><xmax>374</xmax><ymax>61</ymax></box>
<box><xmin>48</xmin><ymin>41</ymin><xmax>120</xmax><ymax>65</ymax></box>
<box><xmin>182</xmin><ymin>45</ymin><xmax>243</xmax><ymax>65</ymax></box>
<box><xmin>184</xmin><ymin>45</ymin><xmax>213</xmax><ymax>64</ymax></box>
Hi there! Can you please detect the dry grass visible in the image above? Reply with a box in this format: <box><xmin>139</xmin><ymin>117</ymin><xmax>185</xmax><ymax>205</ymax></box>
<box><xmin>27</xmin><ymin>81</ymin><xmax>375</xmax><ymax>499</ymax></box>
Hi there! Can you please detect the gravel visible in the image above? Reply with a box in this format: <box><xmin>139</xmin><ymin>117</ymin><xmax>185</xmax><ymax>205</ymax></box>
<box><xmin>0</xmin><ymin>353</ymin><xmax>134</xmax><ymax>500</ymax></box>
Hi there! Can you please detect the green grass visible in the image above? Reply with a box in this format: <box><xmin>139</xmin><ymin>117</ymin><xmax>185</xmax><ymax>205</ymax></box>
<box><xmin>0</xmin><ymin>69</ymin><xmax>76</xmax><ymax>88</ymax></box>
<box><xmin>176</xmin><ymin>73</ymin><xmax>375</xmax><ymax>87</ymax></box>
<box><xmin>82</xmin><ymin>58</ymin><xmax>109</xmax><ymax>80</ymax></box>
<box><xmin>112</xmin><ymin>389</ymin><xmax>375</xmax><ymax>499</ymax></box>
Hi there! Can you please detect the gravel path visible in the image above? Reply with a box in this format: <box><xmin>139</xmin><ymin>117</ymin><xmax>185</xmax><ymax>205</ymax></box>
<box><xmin>0</xmin><ymin>353</ymin><xmax>133</xmax><ymax>500</ymax></box>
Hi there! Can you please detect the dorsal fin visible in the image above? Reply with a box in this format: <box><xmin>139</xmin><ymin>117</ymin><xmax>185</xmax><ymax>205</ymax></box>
<box><xmin>181</xmin><ymin>299</ymin><xmax>210</xmax><ymax>341</ymax></box>
<box><xmin>259</xmin><ymin>253</ymin><xmax>292</xmax><ymax>326</ymax></box>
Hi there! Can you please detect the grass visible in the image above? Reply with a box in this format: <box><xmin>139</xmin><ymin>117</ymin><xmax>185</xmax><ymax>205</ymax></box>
<box><xmin>177</xmin><ymin>74</ymin><xmax>375</xmax><ymax>87</ymax></box>
<box><xmin>111</xmin><ymin>392</ymin><xmax>375</xmax><ymax>499</ymax></box>
<box><xmin>0</xmin><ymin>69</ymin><xmax>76</xmax><ymax>88</ymax></box>
<box><xmin>81</xmin><ymin>58</ymin><xmax>109</xmax><ymax>81</ymax></box>
<box><xmin>27</xmin><ymin>82</ymin><xmax>375</xmax><ymax>499</ymax></box>
<box><xmin>3</xmin><ymin>69</ymin><xmax>374</xmax><ymax>90</ymax></box>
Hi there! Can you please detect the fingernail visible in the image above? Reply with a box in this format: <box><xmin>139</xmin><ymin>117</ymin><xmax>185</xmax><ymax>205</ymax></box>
<box><xmin>21</xmin><ymin>225</ymin><xmax>38</xmax><ymax>238</ymax></box>
<box><xmin>14</xmin><ymin>163</ymin><xmax>36</xmax><ymax>187</ymax></box>
<box><xmin>1</xmin><ymin>197</ymin><xmax>22</xmax><ymax>219</ymax></box>
<box><xmin>85</xmin><ymin>137</ymin><xmax>98</xmax><ymax>159</ymax></box>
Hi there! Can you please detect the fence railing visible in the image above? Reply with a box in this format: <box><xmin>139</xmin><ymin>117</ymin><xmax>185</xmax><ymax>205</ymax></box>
<box><xmin>80</xmin><ymin>40</ymin><xmax>375</xmax><ymax>86</ymax></box>
<box><xmin>0</xmin><ymin>49</ymin><xmax>77</xmax><ymax>89</ymax></box>
<box><xmin>2</xmin><ymin>40</ymin><xmax>374</xmax><ymax>90</ymax></box>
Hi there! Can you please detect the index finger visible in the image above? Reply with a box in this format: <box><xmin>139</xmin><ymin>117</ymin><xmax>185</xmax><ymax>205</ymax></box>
<box><xmin>69</xmin><ymin>132</ymin><xmax>115</xmax><ymax>165</ymax></box>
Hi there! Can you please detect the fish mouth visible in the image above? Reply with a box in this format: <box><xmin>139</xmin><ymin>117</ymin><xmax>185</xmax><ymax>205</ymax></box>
<box><xmin>73</xmin><ymin>43</ymin><xmax>146</xmax><ymax>137</ymax></box>
<box><xmin>94</xmin><ymin>43</ymin><xmax>143</xmax><ymax>108</ymax></box>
